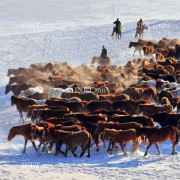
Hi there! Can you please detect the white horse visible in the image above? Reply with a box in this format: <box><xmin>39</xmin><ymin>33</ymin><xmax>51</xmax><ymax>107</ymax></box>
<box><xmin>135</xmin><ymin>24</ymin><xmax>148</xmax><ymax>39</ymax></box>
<box><xmin>91</xmin><ymin>56</ymin><xmax>112</xmax><ymax>66</ymax></box>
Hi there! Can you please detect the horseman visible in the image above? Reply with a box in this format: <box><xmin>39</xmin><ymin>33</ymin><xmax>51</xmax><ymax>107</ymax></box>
<box><xmin>101</xmin><ymin>45</ymin><xmax>107</xmax><ymax>60</ymax></box>
<box><xmin>137</xmin><ymin>19</ymin><xmax>144</xmax><ymax>29</ymax></box>
<box><xmin>113</xmin><ymin>18</ymin><xmax>121</xmax><ymax>32</ymax></box>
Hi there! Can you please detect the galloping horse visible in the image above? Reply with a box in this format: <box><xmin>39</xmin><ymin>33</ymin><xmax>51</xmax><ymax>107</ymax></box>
<box><xmin>91</xmin><ymin>56</ymin><xmax>112</xmax><ymax>66</ymax></box>
<box><xmin>135</xmin><ymin>24</ymin><xmax>148</xmax><ymax>39</ymax></box>
<box><xmin>111</xmin><ymin>26</ymin><xmax>122</xmax><ymax>39</ymax></box>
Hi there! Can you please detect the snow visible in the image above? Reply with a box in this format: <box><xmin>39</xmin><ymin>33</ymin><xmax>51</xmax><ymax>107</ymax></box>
<box><xmin>0</xmin><ymin>0</ymin><xmax>180</xmax><ymax>179</ymax></box>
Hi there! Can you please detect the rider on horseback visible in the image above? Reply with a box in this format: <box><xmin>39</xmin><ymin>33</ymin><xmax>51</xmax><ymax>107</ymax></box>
<box><xmin>113</xmin><ymin>18</ymin><xmax>121</xmax><ymax>32</ymax></box>
<box><xmin>137</xmin><ymin>19</ymin><xmax>144</xmax><ymax>29</ymax></box>
<box><xmin>101</xmin><ymin>45</ymin><xmax>107</xmax><ymax>60</ymax></box>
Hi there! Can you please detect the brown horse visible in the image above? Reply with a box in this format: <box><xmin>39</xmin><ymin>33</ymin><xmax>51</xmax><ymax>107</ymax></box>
<box><xmin>103</xmin><ymin>128</ymin><xmax>138</xmax><ymax>155</ymax></box>
<box><xmin>137</xmin><ymin>126</ymin><xmax>179</xmax><ymax>156</ymax></box>
<box><xmin>94</xmin><ymin>121</ymin><xmax>143</xmax><ymax>151</ymax></box>
<box><xmin>53</xmin><ymin>130</ymin><xmax>92</xmax><ymax>157</ymax></box>
<box><xmin>11</xmin><ymin>96</ymin><xmax>37</xmax><ymax>123</ymax></box>
<box><xmin>54</xmin><ymin>124</ymin><xmax>86</xmax><ymax>156</ymax></box>
<box><xmin>7</xmin><ymin>123</ymin><xmax>38</xmax><ymax>153</ymax></box>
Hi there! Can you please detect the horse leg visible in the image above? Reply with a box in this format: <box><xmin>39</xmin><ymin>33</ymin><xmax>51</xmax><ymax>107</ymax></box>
<box><xmin>132</xmin><ymin>140</ymin><xmax>137</xmax><ymax>153</ymax></box>
<box><xmin>43</xmin><ymin>142</ymin><xmax>48</xmax><ymax>154</ymax></box>
<box><xmin>144</xmin><ymin>142</ymin><xmax>153</xmax><ymax>156</ymax></box>
<box><xmin>17</xmin><ymin>107</ymin><xmax>24</xmax><ymax>123</ymax></box>
<box><xmin>37</xmin><ymin>141</ymin><xmax>43</xmax><ymax>155</ymax></box>
<box><xmin>133</xmin><ymin>49</ymin><xmax>137</xmax><ymax>56</ymax></box>
<box><xmin>87</xmin><ymin>142</ymin><xmax>91</xmax><ymax>158</ymax></box>
<box><xmin>95</xmin><ymin>135</ymin><xmax>100</xmax><ymax>151</ymax></box>
<box><xmin>120</xmin><ymin>142</ymin><xmax>127</xmax><ymax>155</ymax></box>
<box><xmin>110</xmin><ymin>142</ymin><xmax>117</xmax><ymax>155</ymax></box>
<box><xmin>71</xmin><ymin>147</ymin><xmax>77</xmax><ymax>157</ymax></box>
<box><xmin>22</xmin><ymin>138</ymin><xmax>28</xmax><ymax>153</ymax></box>
<box><xmin>58</xmin><ymin>141</ymin><xmax>65</xmax><ymax>154</ymax></box>
<box><xmin>154</xmin><ymin>142</ymin><xmax>161</xmax><ymax>155</ymax></box>
<box><xmin>31</xmin><ymin>140</ymin><xmax>38</xmax><ymax>153</ymax></box>
<box><xmin>55</xmin><ymin>142</ymin><xmax>59</xmax><ymax>156</ymax></box>
<box><xmin>64</xmin><ymin>146</ymin><xmax>70</xmax><ymax>157</ymax></box>
<box><xmin>111</xmin><ymin>31</ymin><xmax>114</xmax><ymax>37</ymax></box>
<box><xmin>80</xmin><ymin>146</ymin><xmax>86</xmax><ymax>157</ymax></box>
<box><xmin>48</xmin><ymin>142</ymin><xmax>54</xmax><ymax>151</ymax></box>
<box><xmin>171</xmin><ymin>139</ymin><xmax>177</xmax><ymax>155</ymax></box>
<box><xmin>107</xmin><ymin>139</ymin><xmax>112</xmax><ymax>152</ymax></box>
<box><xmin>139</xmin><ymin>50</ymin><xmax>142</xmax><ymax>57</ymax></box>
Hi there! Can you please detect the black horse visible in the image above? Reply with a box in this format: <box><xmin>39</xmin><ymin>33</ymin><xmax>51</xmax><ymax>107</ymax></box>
<box><xmin>111</xmin><ymin>26</ymin><xmax>121</xmax><ymax>39</ymax></box>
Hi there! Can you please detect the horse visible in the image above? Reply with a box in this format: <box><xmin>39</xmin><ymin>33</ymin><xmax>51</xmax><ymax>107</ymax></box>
<box><xmin>103</xmin><ymin>128</ymin><xmax>138</xmax><ymax>155</ymax></box>
<box><xmin>111</xmin><ymin>26</ymin><xmax>122</xmax><ymax>39</ymax></box>
<box><xmin>11</xmin><ymin>96</ymin><xmax>37</xmax><ymax>123</ymax></box>
<box><xmin>53</xmin><ymin>130</ymin><xmax>92</xmax><ymax>157</ymax></box>
<box><xmin>137</xmin><ymin>126</ymin><xmax>179</xmax><ymax>156</ymax></box>
<box><xmin>7</xmin><ymin>123</ymin><xmax>38</xmax><ymax>153</ymax></box>
<box><xmin>135</xmin><ymin>24</ymin><xmax>148</xmax><ymax>39</ymax></box>
<box><xmin>94</xmin><ymin>121</ymin><xmax>143</xmax><ymax>151</ymax></box>
<box><xmin>91</xmin><ymin>56</ymin><xmax>112</xmax><ymax>66</ymax></box>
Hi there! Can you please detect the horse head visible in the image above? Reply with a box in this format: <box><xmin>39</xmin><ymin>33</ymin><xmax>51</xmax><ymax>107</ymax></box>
<box><xmin>129</xmin><ymin>42</ymin><xmax>132</xmax><ymax>48</ymax></box>
<box><xmin>91</xmin><ymin>57</ymin><xmax>96</xmax><ymax>65</ymax></box>
<box><xmin>143</xmin><ymin>24</ymin><xmax>148</xmax><ymax>30</ymax></box>
<box><xmin>7</xmin><ymin>127</ymin><xmax>16</xmax><ymax>141</ymax></box>
<box><xmin>5</xmin><ymin>85</ymin><xmax>11</xmax><ymax>94</ymax></box>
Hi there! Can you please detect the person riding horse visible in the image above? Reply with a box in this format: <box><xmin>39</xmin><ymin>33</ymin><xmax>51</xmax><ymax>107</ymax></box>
<box><xmin>113</xmin><ymin>18</ymin><xmax>121</xmax><ymax>32</ymax></box>
<box><xmin>135</xmin><ymin>19</ymin><xmax>148</xmax><ymax>39</ymax></box>
<box><xmin>137</xmin><ymin>19</ymin><xmax>144</xmax><ymax>29</ymax></box>
<box><xmin>111</xmin><ymin>18</ymin><xmax>121</xmax><ymax>39</ymax></box>
<box><xmin>101</xmin><ymin>45</ymin><xmax>107</xmax><ymax>60</ymax></box>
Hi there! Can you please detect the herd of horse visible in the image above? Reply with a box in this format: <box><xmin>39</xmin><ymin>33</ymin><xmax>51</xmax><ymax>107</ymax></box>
<box><xmin>5</xmin><ymin>36</ymin><xmax>180</xmax><ymax>158</ymax></box>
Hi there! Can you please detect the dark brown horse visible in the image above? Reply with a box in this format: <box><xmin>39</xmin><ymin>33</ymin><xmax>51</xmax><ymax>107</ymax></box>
<box><xmin>11</xmin><ymin>96</ymin><xmax>37</xmax><ymax>123</ymax></box>
<box><xmin>137</xmin><ymin>126</ymin><xmax>179</xmax><ymax>156</ymax></box>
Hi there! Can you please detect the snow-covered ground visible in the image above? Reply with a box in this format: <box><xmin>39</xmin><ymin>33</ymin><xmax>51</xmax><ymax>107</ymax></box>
<box><xmin>0</xmin><ymin>0</ymin><xmax>180</xmax><ymax>179</ymax></box>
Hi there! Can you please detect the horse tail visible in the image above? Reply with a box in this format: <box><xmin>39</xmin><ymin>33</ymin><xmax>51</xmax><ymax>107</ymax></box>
<box><xmin>175</xmin><ymin>129</ymin><xmax>179</xmax><ymax>146</ymax></box>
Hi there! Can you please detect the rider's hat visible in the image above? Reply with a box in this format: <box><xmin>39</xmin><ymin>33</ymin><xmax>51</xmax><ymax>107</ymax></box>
<box><xmin>102</xmin><ymin>45</ymin><xmax>105</xmax><ymax>48</ymax></box>
<box><xmin>117</xmin><ymin>18</ymin><xmax>119</xmax><ymax>21</ymax></box>
<box><xmin>140</xmin><ymin>19</ymin><xmax>142</xmax><ymax>21</ymax></box>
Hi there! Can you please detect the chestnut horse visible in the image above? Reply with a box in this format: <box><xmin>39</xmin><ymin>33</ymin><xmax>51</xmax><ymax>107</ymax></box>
<box><xmin>94</xmin><ymin>121</ymin><xmax>143</xmax><ymax>151</ymax></box>
<box><xmin>11</xmin><ymin>96</ymin><xmax>37</xmax><ymax>123</ymax></box>
<box><xmin>7</xmin><ymin>123</ymin><xmax>38</xmax><ymax>153</ymax></box>
<box><xmin>137</xmin><ymin>126</ymin><xmax>179</xmax><ymax>156</ymax></box>
<box><xmin>103</xmin><ymin>128</ymin><xmax>138</xmax><ymax>155</ymax></box>
<box><xmin>53</xmin><ymin>130</ymin><xmax>92</xmax><ymax>157</ymax></box>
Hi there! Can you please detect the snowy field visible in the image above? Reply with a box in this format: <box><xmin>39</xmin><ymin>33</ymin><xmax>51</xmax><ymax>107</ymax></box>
<box><xmin>0</xmin><ymin>0</ymin><xmax>180</xmax><ymax>179</ymax></box>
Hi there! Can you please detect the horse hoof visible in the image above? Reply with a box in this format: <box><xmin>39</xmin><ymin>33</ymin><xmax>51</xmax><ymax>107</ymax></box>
<box><xmin>60</xmin><ymin>151</ymin><xmax>65</xmax><ymax>155</ymax></box>
<box><xmin>87</xmin><ymin>155</ymin><xmax>90</xmax><ymax>158</ymax></box>
<box><xmin>96</xmin><ymin>148</ymin><xmax>99</xmax><ymax>152</ymax></box>
<box><xmin>144</xmin><ymin>153</ymin><xmax>147</xmax><ymax>156</ymax></box>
